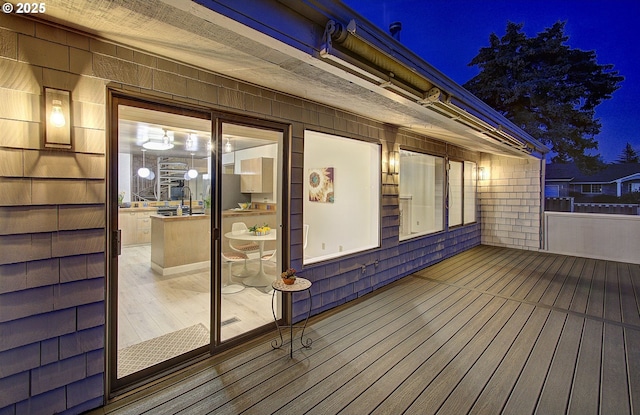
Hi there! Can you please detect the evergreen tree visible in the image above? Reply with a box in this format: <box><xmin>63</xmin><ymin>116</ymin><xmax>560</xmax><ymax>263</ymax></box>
<box><xmin>617</xmin><ymin>142</ymin><xmax>639</xmax><ymax>163</ymax></box>
<box><xmin>464</xmin><ymin>22</ymin><xmax>623</xmax><ymax>171</ymax></box>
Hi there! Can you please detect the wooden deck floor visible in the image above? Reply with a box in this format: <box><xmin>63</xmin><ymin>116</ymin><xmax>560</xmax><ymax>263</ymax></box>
<box><xmin>93</xmin><ymin>245</ymin><xmax>640</xmax><ymax>415</ymax></box>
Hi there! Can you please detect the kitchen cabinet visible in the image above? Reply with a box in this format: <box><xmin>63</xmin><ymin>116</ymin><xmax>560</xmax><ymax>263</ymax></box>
<box><xmin>119</xmin><ymin>208</ymin><xmax>154</xmax><ymax>246</ymax></box>
<box><xmin>240</xmin><ymin>157</ymin><xmax>273</xmax><ymax>193</ymax></box>
<box><xmin>119</xmin><ymin>210</ymin><xmax>136</xmax><ymax>246</ymax></box>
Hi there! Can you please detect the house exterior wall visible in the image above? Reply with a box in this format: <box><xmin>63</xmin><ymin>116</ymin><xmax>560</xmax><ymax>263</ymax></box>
<box><xmin>0</xmin><ymin>14</ymin><xmax>532</xmax><ymax>414</ymax></box>
<box><xmin>479</xmin><ymin>154</ymin><xmax>543</xmax><ymax>250</ymax></box>
<box><xmin>567</xmin><ymin>183</ymin><xmax>617</xmax><ymax>197</ymax></box>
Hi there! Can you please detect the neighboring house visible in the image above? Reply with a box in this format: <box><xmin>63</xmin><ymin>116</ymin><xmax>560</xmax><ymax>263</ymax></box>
<box><xmin>0</xmin><ymin>1</ymin><xmax>547</xmax><ymax>413</ymax></box>
<box><xmin>545</xmin><ymin>163</ymin><xmax>640</xmax><ymax>200</ymax></box>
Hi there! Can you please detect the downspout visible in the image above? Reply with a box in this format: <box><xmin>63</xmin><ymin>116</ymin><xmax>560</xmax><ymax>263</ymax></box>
<box><xmin>540</xmin><ymin>156</ymin><xmax>547</xmax><ymax>251</ymax></box>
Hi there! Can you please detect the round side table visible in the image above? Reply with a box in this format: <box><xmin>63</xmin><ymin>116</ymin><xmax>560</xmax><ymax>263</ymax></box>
<box><xmin>271</xmin><ymin>277</ymin><xmax>312</xmax><ymax>358</ymax></box>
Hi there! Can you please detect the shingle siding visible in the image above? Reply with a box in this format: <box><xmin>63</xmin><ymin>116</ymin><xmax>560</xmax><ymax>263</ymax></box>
<box><xmin>479</xmin><ymin>154</ymin><xmax>542</xmax><ymax>250</ymax></box>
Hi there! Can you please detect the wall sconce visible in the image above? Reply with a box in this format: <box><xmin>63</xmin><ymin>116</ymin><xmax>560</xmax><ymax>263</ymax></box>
<box><xmin>44</xmin><ymin>87</ymin><xmax>72</xmax><ymax>149</ymax></box>
<box><xmin>478</xmin><ymin>166</ymin><xmax>489</xmax><ymax>181</ymax></box>
<box><xmin>388</xmin><ymin>150</ymin><xmax>399</xmax><ymax>175</ymax></box>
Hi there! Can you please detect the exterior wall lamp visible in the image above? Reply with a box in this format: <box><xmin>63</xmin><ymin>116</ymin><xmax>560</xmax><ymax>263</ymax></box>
<box><xmin>44</xmin><ymin>87</ymin><xmax>72</xmax><ymax>149</ymax></box>
<box><xmin>388</xmin><ymin>150</ymin><xmax>399</xmax><ymax>175</ymax></box>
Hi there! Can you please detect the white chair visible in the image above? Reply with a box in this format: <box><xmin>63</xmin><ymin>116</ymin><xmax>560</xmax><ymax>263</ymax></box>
<box><xmin>261</xmin><ymin>249</ymin><xmax>277</xmax><ymax>262</ymax></box>
<box><xmin>228</xmin><ymin>222</ymin><xmax>260</xmax><ymax>277</ymax></box>
<box><xmin>229</xmin><ymin>222</ymin><xmax>260</xmax><ymax>255</ymax></box>
<box><xmin>221</xmin><ymin>251</ymin><xmax>246</xmax><ymax>294</ymax></box>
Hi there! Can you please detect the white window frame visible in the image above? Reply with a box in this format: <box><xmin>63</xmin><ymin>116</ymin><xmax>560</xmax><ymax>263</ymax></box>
<box><xmin>398</xmin><ymin>150</ymin><xmax>445</xmax><ymax>241</ymax></box>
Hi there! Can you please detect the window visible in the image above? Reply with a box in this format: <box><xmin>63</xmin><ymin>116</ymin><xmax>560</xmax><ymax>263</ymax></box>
<box><xmin>303</xmin><ymin>131</ymin><xmax>380</xmax><ymax>264</ymax></box>
<box><xmin>581</xmin><ymin>184</ymin><xmax>602</xmax><ymax>194</ymax></box>
<box><xmin>545</xmin><ymin>185</ymin><xmax>560</xmax><ymax>198</ymax></box>
<box><xmin>398</xmin><ymin>150</ymin><xmax>444</xmax><ymax>240</ymax></box>
<box><xmin>464</xmin><ymin>161</ymin><xmax>477</xmax><ymax>224</ymax></box>
<box><xmin>448</xmin><ymin>160</ymin><xmax>477</xmax><ymax>228</ymax></box>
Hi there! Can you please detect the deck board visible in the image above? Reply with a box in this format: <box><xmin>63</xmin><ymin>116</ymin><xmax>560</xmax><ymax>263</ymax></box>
<box><xmin>535</xmin><ymin>313</ymin><xmax>584</xmax><ymax>414</ymax></box>
<box><xmin>569</xmin><ymin>258</ymin><xmax>596</xmax><ymax>314</ymax></box>
<box><xmin>501</xmin><ymin>310</ymin><xmax>567</xmax><ymax>415</ymax></box>
<box><xmin>600</xmin><ymin>323</ymin><xmax>631</xmax><ymax>415</ymax></box>
<box><xmin>468</xmin><ymin>306</ymin><xmax>550</xmax><ymax>415</ymax></box>
<box><xmin>282</xmin><ymin>286</ymin><xmax>473</xmax><ymax>415</ymax></box>
<box><xmin>90</xmin><ymin>246</ymin><xmax>640</xmax><ymax>415</ymax></box>
<box><xmin>567</xmin><ymin>318</ymin><xmax>603</xmax><ymax>415</ymax></box>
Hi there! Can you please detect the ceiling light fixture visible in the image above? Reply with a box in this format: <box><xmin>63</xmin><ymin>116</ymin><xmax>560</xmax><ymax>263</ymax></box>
<box><xmin>185</xmin><ymin>133</ymin><xmax>198</xmax><ymax>151</ymax></box>
<box><xmin>224</xmin><ymin>137</ymin><xmax>232</xmax><ymax>153</ymax></box>
<box><xmin>143</xmin><ymin>128</ymin><xmax>174</xmax><ymax>151</ymax></box>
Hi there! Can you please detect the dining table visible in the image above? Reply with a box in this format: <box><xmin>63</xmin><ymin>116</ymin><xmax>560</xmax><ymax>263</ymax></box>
<box><xmin>224</xmin><ymin>229</ymin><xmax>277</xmax><ymax>287</ymax></box>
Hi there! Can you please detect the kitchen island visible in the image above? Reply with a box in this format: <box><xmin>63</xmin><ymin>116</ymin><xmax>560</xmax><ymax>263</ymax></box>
<box><xmin>150</xmin><ymin>214</ymin><xmax>210</xmax><ymax>275</ymax></box>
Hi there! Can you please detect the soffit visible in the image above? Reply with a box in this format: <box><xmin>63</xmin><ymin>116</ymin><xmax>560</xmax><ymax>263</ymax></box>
<box><xmin>37</xmin><ymin>0</ymin><xmax>534</xmax><ymax>158</ymax></box>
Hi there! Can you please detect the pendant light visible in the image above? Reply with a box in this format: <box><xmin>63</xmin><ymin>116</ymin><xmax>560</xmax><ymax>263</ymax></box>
<box><xmin>186</xmin><ymin>153</ymin><xmax>198</xmax><ymax>180</ymax></box>
<box><xmin>137</xmin><ymin>149</ymin><xmax>150</xmax><ymax>178</ymax></box>
<box><xmin>224</xmin><ymin>137</ymin><xmax>232</xmax><ymax>153</ymax></box>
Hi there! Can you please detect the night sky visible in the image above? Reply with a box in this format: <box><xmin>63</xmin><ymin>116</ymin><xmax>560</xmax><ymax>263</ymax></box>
<box><xmin>343</xmin><ymin>0</ymin><xmax>640</xmax><ymax>163</ymax></box>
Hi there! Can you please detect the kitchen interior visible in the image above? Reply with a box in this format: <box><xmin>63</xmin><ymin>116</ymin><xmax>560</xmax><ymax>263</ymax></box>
<box><xmin>117</xmin><ymin>105</ymin><xmax>281</xmax><ymax>377</ymax></box>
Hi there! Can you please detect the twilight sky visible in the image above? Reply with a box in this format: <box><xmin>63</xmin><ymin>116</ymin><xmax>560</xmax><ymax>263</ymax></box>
<box><xmin>343</xmin><ymin>0</ymin><xmax>640</xmax><ymax>163</ymax></box>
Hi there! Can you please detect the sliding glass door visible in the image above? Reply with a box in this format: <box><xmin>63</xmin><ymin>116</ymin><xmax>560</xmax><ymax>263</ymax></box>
<box><xmin>109</xmin><ymin>95</ymin><xmax>288</xmax><ymax>393</ymax></box>
<box><xmin>218</xmin><ymin>121</ymin><xmax>283</xmax><ymax>342</ymax></box>
<box><xmin>111</xmin><ymin>97</ymin><xmax>213</xmax><ymax>389</ymax></box>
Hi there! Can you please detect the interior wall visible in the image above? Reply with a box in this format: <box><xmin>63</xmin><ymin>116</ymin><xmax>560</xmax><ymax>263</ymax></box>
<box><xmin>303</xmin><ymin>131</ymin><xmax>380</xmax><ymax>262</ymax></box>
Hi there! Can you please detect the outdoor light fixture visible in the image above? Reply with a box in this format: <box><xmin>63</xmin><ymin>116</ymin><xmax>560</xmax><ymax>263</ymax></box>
<box><xmin>143</xmin><ymin>128</ymin><xmax>174</xmax><ymax>150</ymax></box>
<box><xmin>388</xmin><ymin>150</ymin><xmax>399</xmax><ymax>174</ymax></box>
<box><xmin>44</xmin><ymin>87</ymin><xmax>72</xmax><ymax>149</ymax></box>
<box><xmin>478</xmin><ymin>166</ymin><xmax>489</xmax><ymax>181</ymax></box>
<box><xmin>50</xmin><ymin>100</ymin><xmax>66</xmax><ymax>127</ymax></box>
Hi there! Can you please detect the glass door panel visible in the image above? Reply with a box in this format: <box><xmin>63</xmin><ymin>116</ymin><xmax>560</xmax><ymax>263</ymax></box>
<box><xmin>115</xmin><ymin>104</ymin><xmax>212</xmax><ymax>380</ymax></box>
<box><xmin>219</xmin><ymin>122</ymin><xmax>282</xmax><ymax>341</ymax></box>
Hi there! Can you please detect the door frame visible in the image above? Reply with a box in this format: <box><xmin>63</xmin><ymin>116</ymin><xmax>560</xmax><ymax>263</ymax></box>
<box><xmin>107</xmin><ymin>90</ymin><xmax>215</xmax><ymax>394</ymax></box>
<box><xmin>211</xmin><ymin>113</ymin><xmax>292</xmax><ymax>346</ymax></box>
<box><xmin>106</xmin><ymin>88</ymin><xmax>292</xmax><ymax>396</ymax></box>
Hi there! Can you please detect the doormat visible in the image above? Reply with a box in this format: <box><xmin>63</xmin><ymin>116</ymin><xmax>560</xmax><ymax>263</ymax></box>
<box><xmin>118</xmin><ymin>323</ymin><xmax>210</xmax><ymax>378</ymax></box>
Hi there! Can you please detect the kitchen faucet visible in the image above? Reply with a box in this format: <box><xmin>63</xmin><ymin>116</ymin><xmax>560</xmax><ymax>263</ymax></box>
<box><xmin>181</xmin><ymin>186</ymin><xmax>193</xmax><ymax>215</ymax></box>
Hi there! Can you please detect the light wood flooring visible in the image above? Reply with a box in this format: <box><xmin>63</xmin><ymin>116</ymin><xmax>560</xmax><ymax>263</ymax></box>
<box><xmin>118</xmin><ymin>244</ymin><xmax>274</xmax><ymax>349</ymax></box>
<box><xmin>96</xmin><ymin>245</ymin><xmax>640</xmax><ymax>414</ymax></box>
